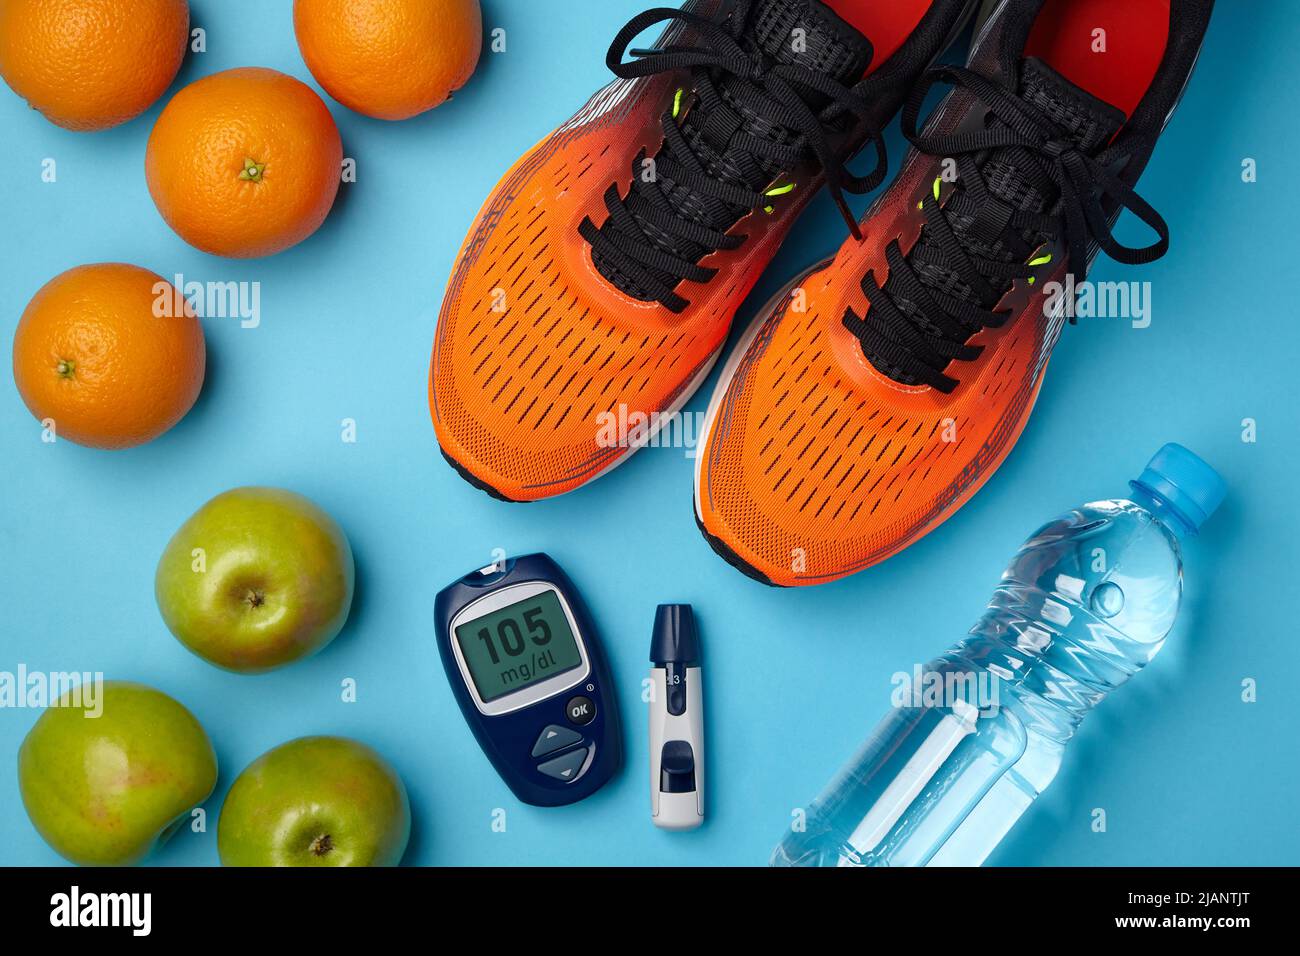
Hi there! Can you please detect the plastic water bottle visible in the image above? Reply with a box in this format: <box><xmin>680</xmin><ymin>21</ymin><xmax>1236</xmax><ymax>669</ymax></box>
<box><xmin>771</xmin><ymin>444</ymin><xmax>1226</xmax><ymax>867</ymax></box>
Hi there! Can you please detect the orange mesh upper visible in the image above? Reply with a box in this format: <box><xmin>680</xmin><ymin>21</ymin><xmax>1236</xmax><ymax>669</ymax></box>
<box><xmin>430</xmin><ymin>65</ymin><xmax>819</xmax><ymax>501</ymax></box>
<box><xmin>698</xmin><ymin>150</ymin><xmax>1067</xmax><ymax>585</ymax></box>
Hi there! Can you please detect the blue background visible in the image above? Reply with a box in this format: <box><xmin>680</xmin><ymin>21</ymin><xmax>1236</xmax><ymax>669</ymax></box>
<box><xmin>2</xmin><ymin>0</ymin><xmax>1296</xmax><ymax>867</ymax></box>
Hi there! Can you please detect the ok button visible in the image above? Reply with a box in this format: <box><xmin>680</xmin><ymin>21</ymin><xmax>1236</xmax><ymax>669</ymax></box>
<box><xmin>565</xmin><ymin>695</ymin><xmax>595</xmax><ymax>725</ymax></box>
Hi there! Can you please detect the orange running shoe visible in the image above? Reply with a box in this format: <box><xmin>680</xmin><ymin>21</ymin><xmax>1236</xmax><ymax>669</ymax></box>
<box><xmin>430</xmin><ymin>0</ymin><xmax>979</xmax><ymax>500</ymax></box>
<box><xmin>696</xmin><ymin>0</ymin><xmax>1215</xmax><ymax>585</ymax></box>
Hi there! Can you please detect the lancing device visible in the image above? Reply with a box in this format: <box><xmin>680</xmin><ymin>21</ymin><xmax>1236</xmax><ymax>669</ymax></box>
<box><xmin>649</xmin><ymin>604</ymin><xmax>704</xmax><ymax>830</ymax></box>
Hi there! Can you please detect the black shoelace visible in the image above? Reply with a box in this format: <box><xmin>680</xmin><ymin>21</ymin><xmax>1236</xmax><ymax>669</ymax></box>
<box><xmin>845</xmin><ymin>65</ymin><xmax>1170</xmax><ymax>393</ymax></box>
<box><xmin>580</xmin><ymin>2</ymin><xmax>887</xmax><ymax>313</ymax></box>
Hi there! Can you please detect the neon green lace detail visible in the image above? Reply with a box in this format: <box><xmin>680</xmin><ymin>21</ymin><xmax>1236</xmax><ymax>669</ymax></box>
<box><xmin>1026</xmin><ymin>251</ymin><xmax>1053</xmax><ymax>285</ymax></box>
<box><xmin>763</xmin><ymin>182</ymin><xmax>796</xmax><ymax>214</ymax></box>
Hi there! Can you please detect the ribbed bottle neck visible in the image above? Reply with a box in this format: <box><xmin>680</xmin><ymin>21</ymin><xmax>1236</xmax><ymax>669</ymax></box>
<box><xmin>1129</xmin><ymin>486</ymin><xmax>1196</xmax><ymax>540</ymax></box>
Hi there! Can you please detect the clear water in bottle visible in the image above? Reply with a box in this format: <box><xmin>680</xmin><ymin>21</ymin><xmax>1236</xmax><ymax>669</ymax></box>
<box><xmin>772</xmin><ymin>444</ymin><xmax>1226</xmax><ymax>867</ymax></box>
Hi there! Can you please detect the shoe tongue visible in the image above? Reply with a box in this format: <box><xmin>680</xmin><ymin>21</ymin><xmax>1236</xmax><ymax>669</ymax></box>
<box><xmin>860</xmin><ymin>59</ymin><xmax>1129</xmax><ymax>387</ymax></box>
<box><xmin>589</xmin><ymin>0</ymin><xmax>874</xmax><ymax>307</ymax></box>
<box><xmin>670</xmin><ymin>0</ymin><xmax>872</xmax><ymax>235</ymax></box>
<box><xmin>867</xmin><ymin>58</ymin><xmax>1128</xmax><ymax>385</ymax></box>
<box><xmin>750</xmin><ymin>0</ymin><xmax>874</xmax><ymax>83</ymax></box>
<box><xmin>1018</xmin><ymin>57</ymin><xmax>1126</xmax><ymax>153</ymax></box>
<box><xmin>975</xmin><ymin>58</ymin><xmax>1129</xmax><ymax>222</ymax></box>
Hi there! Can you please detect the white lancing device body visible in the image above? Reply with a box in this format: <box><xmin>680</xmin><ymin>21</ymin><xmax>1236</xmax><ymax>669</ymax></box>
<box><xmin>649</xmin><ymin>664</ymin><xmax>704</xmax><ymax>830</ymax></box>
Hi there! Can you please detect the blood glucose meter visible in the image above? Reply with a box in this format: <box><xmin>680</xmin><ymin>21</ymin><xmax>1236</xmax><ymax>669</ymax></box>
<box><xmin>434</xmin><ymin>553</ymin><xmax>622</xmax><ymax>806</ymax></box>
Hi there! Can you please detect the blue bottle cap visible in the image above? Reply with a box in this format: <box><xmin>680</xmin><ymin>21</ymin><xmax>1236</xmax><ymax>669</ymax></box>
<box><xmin>650</xmin><ymin>604</ymin><xmax>700</xmax><ymax>666</ymax></box>
<box><xmin>1130</xmin><ymin>443</ymin><xmax>1227</xmax><ymax>536</ymax></box>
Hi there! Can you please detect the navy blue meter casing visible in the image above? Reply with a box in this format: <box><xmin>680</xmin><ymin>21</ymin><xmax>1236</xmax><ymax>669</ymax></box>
<box><xmin>434</xmin><ymin>553</ymin><xmax>622</xmax><ymax>806</ymax></box>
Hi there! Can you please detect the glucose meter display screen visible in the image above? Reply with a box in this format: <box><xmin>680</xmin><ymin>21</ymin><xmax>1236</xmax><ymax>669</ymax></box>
<box><xmin>454</xmin><ymin>590</ymin><xmax>583</xmax><ymax>702</ymax></box>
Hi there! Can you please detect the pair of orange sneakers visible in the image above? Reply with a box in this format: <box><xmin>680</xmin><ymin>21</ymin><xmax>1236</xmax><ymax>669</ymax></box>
<box><xmin>430</xmin><ymin>0</ymin><xmax>1214</xmax><ymax>585</ymax></box>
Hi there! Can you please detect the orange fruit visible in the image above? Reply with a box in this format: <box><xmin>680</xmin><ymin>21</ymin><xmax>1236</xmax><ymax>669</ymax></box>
<box><xmin>293</xmin><ymin>0</ymin><xmax>482</xmax><ymax>121</ymax></box>
<box><xmin>145</xmin><ymin>67</ymin><xmax>343</xmax><ymax>258</ymax></box>
<box><xmin>0</xmin><ymin>0</ymin><xmax>190</xmax><ymax>131</ymax></box>
<box><xmin>12</xmin><ymin>263</ymin><xmax>205</xmax><ymax>450</ymax></box>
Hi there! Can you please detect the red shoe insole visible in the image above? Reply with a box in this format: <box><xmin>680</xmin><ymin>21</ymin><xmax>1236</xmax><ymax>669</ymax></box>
<box><xmin>1026</xmin><ymin>0</ymin><xmax>1170</xmax><ymax>118</ymax></box>
<box><xmin>823</xmin><ymin>0</ymin><xmax>934</xmax><ymax>74</ymax></box>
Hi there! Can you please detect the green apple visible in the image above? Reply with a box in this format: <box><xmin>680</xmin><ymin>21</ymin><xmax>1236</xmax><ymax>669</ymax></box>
<box><xmin>155</xmin><ymin>487</ymin><xmax>354</xmax><ymax>673</ymax></box>
<box><xmin>18</xmin><ymin>681</ymin><xmax>218</xmax><ymax>866</ymax></box>
<box><xmin>218</xmin><ymin>736</ymin><xmax>410</xmax><ymax>866</ymax></box>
